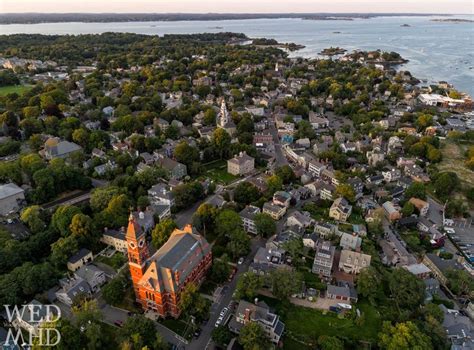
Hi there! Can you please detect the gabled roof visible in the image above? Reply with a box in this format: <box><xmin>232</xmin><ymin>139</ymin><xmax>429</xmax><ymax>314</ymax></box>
<box><xmin>138</xmin><ymin>225</ymin><xmax>210</xmax><ymax>293</ymax></box>
<box><xmin>0</xmin><ymin>183</ymin><xmax>24</xmax><ymax>200</ymax></box>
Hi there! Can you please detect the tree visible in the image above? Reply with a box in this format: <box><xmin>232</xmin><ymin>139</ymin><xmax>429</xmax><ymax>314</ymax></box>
<box><xmin>266</xmin><ymin>175</ymin><xmax>283</xmax><ymax>195</ymax></box>
<box><xmin>227</xmin><ymin>229</ymin><xmax>250</xmax><ymax>259</ymax></box>
<box><xmin>378</xmin><ymin>321</ymin><xmax>431</xmax><ymax>350</ymax></box>
<box><xmin>415</xmin><ymin>114</ymin><xmax>433</xmax><ymax>130</ymax></box>
<box><xmin>121</xmin><ymin>315</ymin><xmax>158</xmax><ymax>348</ymax></box>
<box><xmin>336</xmin><ymin>184</ymin><xmax>356</xmax><ymax>203</ymax></box>
<box><xmin>233</xmin><ymin>182</ymin><xmax>261</xmax><ymax>205</ymax></box>
<box><xmin>235</xmin><ymin>272</ymin><xmax>263</xmax><ymax>300</ymax></box>
<box><xmin>32</xmin><ymin>168</ymin><xmax>56</xmax><ymax>202</ymax></box>
<box><xmin>388</xmin><ymin>268</ymin><xmax>425</xmax><ymax>314</ymax></box>
<box><xmin>318</xmin><ymin>335</ymin><xmax>344</xmax><ymax>350</ymax></box>
<box><xmin>296</xmin><ymin>120</ymin><xmax>316</xmax><ymax>139</ymax></box>
<box><xmin>178</xmin><ymin>282</ymin><xmax>209</xmax><ymax>320</ymax></box>
<box><xmin>192</xmin><ymin>203</ymin><xmax>218</xmax><ymax>236</ymax></box>
<box><xmin>426</xmin><ymin>145</ymin><xmax>442</xmax><ymax>163</ymax></box>
<box><xmin>90</xmin><ymin>186</ymin><xmax>123</xmax><ymax>212</ymax></box>
<box><xmin>212</xmin><ymin>128</ymin><xmax>231</xmax><ymax>159</ymax></box>
<box><xmin>401</xmin><ymin>202</ymin><xmax>415</xmax><ymax>217</ymax></box>
<box><xmin>151</xmin><ymin>219</ymin><xmax>177</xmax><ymax>249</ymax></box>
<box><xmin>275</xmin><ymin>165</ymin><xmax>296</xmax><ymax>184</ymax></box>
<box><xmin>172</xmin><ymin>181</ymin><xmax>204</xmax><ymax>211</ymax></box>
<box><xmin>69</xmin><ymin>213</ymin><xmax>93</xmax><ymax>240</ymax></box>
<box><xmin>254</xmin><ymin>213</ymin><xmax>276</xmax><ymax>237</ymax></box>
<box><xmin>238</xmin><ymin>322</ymin><xmax>270</xmax><ymax>350</ymax></box>
<box><xmin>20</xmin><ymin>205</ymin><xmax>45</xmax><ymax>233</ymax></box>
<box><xmin>404</xmin><ymin>182</ymin><xmax>426</xmax><ymax>200</ymax></box>
<box><xmin>203</xmin><ymin>108</ymin><xmax>217</xmax><ymax>126</ymax></box>
<box><xmin>104</xmin><ymin>194</ymin><xmax>131</xmax><ymax>227</ymax></box>
<box><xmin>356</xmin><ymin>266</ymin><xmax>382</xmax><ymax>305</ymax></box>
<box><xmin>433</xmin><ymin>172</ymin><xmax>460</xmax><ymax>198</ymax></box>
<box><xmin>174</xmin><ymin>141</ymin><xmax>200</xmax><ymax>170</ymax></box>
<box><xmin>102</xmin><ymin>274</ymin><xmax>128</xmax><ymax>305</ymax></box>
<box><xmin>283</xmin><ymin>237</ymin><xmax>305</xmax><ymax>266</ymax></box>
<box><xmin>216</xmin><ymin>209</ymin><xmax>243</xmax><ymax>237</ymax></box>
<box><xmin>445</xmin><ymin>269</ymin><xmax>474</xmax><ymax>297</ymax></box>
<box><xmin>212</xmin><ymin>326</ymin><xmax>233</xmax><ymax>347</ymax></box>
<box><xmin>51</xmin><ymin>205</ymin><xmax>82</xmax><ymax>236</ymax></box>
<box><xmin>271</xmin><ymin>269</ymin><xmax>302</xmax><ymax>301</ymax></box>
<box><xmin>210</xmin><ymin>254</ymin><xmax>232</xmax><ymax>284</ymax></box>
<box><xmin>50</xmin><ymin>236</ymin><xmax>78</xmax><ymax>267</ymax></box>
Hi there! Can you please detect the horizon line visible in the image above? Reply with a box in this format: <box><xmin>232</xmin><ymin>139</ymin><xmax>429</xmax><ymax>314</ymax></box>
<box><xmin>1</xmin><ymin>12</ymin><xmax>471</xmax><ymax>15</ymax></box>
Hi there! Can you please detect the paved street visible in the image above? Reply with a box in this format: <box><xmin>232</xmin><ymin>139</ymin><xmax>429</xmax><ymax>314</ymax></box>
<box><xmin>268</xmin><ymin>118</ymin><xmax>288</xmax><ymax>167</ymax></box>
<box><xmin>186</xmin><ymin>238</ymin><xmax>265</xmax><ymax>350</ymax></box>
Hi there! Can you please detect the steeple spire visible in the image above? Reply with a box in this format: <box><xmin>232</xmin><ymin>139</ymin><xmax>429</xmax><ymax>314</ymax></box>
<box><xmin>126</xmin><ymin>212</ymin><xmax>144</xmax><ymax>240</ymax></box>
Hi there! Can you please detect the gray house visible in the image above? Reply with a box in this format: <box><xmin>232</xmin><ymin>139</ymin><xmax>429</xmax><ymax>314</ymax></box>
<box><xmin>157</xmin><ymin>157</ymin><xmax>187</xmax><ymax>180</ymax></box>
<box><xmin>0</xmin><ymin>183</ymin><xmax>25</xmax><ymax>216</ymax></box>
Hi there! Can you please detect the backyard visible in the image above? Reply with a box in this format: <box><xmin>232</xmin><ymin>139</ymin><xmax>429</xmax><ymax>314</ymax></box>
<box><xmin>200</xmin><ymin>160</ymin><xmax>238</xmax><ymax>185</ymax></box>
<box><xmin>257</xmin><ymin>295</ymin><xmax>381</xmax><ymax>349</ymax></box>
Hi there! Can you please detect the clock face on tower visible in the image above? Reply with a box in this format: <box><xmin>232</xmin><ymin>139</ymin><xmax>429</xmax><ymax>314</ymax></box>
<box><xmin>129</xmin><ymin>241</ymin><xmax>136</xmax><ymax>249</ymax></box>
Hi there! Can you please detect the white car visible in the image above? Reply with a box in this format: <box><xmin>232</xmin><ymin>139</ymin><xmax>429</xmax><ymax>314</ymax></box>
<box><xmin>215</xmin><ymin>316</ymin><xmax>223</xmax><ymax>327</ymax></box>
<box><xmin>444</xmin><ymin>219</ymin><xmax>454</xmax><ymax>226</ymax></box>
<box><xmin>219</xmin><ymin>307</ymin><xmax>228</xmax><ymax>317</ymax></box>
<box><xmin>238</xmin><ymin>257</ymin><xmax>244</xmax><ymax>265</ymax></box>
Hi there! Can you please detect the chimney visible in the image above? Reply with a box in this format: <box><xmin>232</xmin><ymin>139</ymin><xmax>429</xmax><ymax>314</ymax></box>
<box><xmin>244</xmin><ymin>308</ymin><xmax>251</xmax><ymax>322</ymax></box>
<box><xmin>254</xmin><ymin>297</ymin><xmax>259</xmax><ymax>305</ymax></box>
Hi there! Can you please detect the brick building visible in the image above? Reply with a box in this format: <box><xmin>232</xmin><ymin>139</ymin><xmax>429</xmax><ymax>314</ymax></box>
<box><xmin>126</xmin><ymin>215</ymin><xmax>212</xmax><ymax>318</ymax></box>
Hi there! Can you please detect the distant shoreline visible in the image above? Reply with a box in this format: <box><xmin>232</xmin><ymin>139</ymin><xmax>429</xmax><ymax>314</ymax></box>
<box><xmin>0</xmin><ymin>12</ymin><xmax>457</xmax><ymax>25</ymax></box>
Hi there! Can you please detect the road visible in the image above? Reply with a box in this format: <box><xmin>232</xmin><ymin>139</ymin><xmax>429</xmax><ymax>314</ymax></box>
<box><xmin>268</xmin><ymin>118</ymin><xmax>288</xmax><ymax>167</ymax></box>
<box><xmin>186</xmin><ymin>238</ymin><xmax>264</xmax><ymax>350</ymax></box>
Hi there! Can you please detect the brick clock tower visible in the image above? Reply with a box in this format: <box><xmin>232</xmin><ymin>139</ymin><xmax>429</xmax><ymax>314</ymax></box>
<box><xmin>126</xmin><ymin>213</ymin><xmax>149</xmax><ymax>297</ymax></box>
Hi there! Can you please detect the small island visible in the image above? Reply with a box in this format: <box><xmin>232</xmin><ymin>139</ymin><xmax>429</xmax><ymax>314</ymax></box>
<box><xmin>400</xmin><ymin>24</ymin><xmax>411</xmax><ymax>27</ymax></box>
<box><xmin>431</xmin><ymin>18</ymin><xmax>474</xmax><ymax>23</ymax></box>
<box><xmin>346</xmin><ymin>50</ymin><xmax>409</xmax><ymax>66</ymax></box>
<box><xmin>319</xmin><ymin>47</ymin><xmax>347</xmax><ymax>56</ymax></box>
<box><xmin>252</xmin><ymin>38</ymin><xmax>305</xmax><ymax>51</ymax></box>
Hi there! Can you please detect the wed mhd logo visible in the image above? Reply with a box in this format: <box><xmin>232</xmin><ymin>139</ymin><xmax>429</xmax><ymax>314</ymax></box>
<box><xmin>3</xmin><ymin>302</ymin><xmax>61</xmax><ymax>348</ymax></box>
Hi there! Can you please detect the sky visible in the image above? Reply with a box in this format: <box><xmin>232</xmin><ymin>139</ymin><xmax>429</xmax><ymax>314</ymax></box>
<box><xmin>1</xmin><ymin>0</ymin><xmax>473</xmax><ymax>14</ymax></box>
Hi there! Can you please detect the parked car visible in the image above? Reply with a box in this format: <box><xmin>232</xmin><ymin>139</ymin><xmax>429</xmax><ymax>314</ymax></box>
<box><xmin>194</xmin><ymin>328</ymin><xmax>202</xmax><ymax>338</ymax></box>
<box><xmin>219</xmin><ymin>307</ymin><xmax>229</xmax><ymax>317</ymax></box>
<box><xmin>444</xmin><ymin>219</ymin><xmax>454</xmax><ymax>226</ymax></box>
<box><xmin>238</xmin><ymin>257</ymin><xmax>244</xmax><ymax>265</ymax></box>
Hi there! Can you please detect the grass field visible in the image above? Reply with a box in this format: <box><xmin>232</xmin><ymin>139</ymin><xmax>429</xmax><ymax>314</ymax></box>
<box><xmin>438</xmin><ymin>141</ymin><xmax>474</xmax><ymax>187</ymax></box>
<box><xmin>0</xmin><ymin>85</ymin><xmax>33</xmax><ymax>96</ymax></box>
<box><xmin>201</xmin><ymin>160</ymin><xmax>238</xmax><ymax>185</ymax></box>
<box><xmin>258</xmin><ymin>295</ymin><xmax>381</xmax><ymax>349</ymax></box>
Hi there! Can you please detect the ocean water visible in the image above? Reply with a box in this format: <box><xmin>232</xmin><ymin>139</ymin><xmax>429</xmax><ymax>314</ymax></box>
<box><xmin>1</xmin><ymin>15</ymin><xmax>473</xmax><ymax>96</ymax></box>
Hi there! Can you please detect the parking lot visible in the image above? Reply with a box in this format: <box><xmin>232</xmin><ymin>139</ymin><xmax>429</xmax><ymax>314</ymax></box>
<box><xmin>448</xmin><ymin>218</ymin><xmax>474</xmax><ymax>257</ymax></box>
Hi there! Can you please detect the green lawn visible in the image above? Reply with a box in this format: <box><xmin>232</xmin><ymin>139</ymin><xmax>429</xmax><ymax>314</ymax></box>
<box><xmin>96</xmin><ymin>252</ymin><xmax>127</xmax><ymax>270</ymax></box>
<box><xmin>158</xmin><ymin>318</ymin><xmax>193</xmax><ymax>339</ymax></box>
<box><xmin>0</xmin><ymin>85</ymin><xmax>33</xmax><ymax>96</ymax></box>
<box><xmin>200</xmin><ymin>160</ymin><xmax>238</xmax><ymax>185</ymax></box>
<box><xmin>259</xmin><ymin>295</ymin><xmax>381</xmax><ymax>348</ymax></box>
